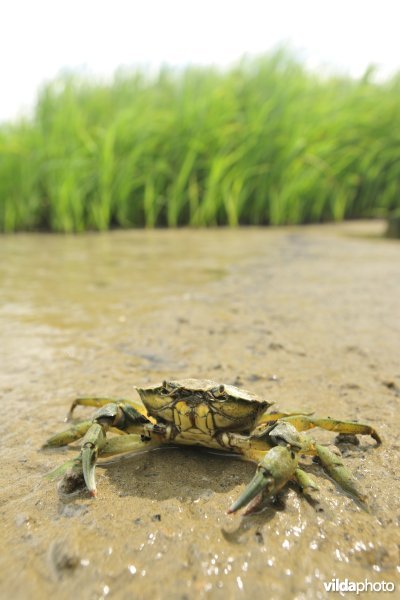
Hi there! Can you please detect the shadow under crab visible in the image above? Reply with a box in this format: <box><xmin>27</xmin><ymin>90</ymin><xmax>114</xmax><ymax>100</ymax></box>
<box><xmin>44</xmin><ymin>378</ymin><xmax>381</xmax><ymax>514</ymax></box>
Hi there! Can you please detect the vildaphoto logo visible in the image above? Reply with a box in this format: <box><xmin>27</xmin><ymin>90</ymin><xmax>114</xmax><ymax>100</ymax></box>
<box><xmin>324</xmin><ymin>578</ymin><xmax>395</xmax><ymax>594</ymax></box>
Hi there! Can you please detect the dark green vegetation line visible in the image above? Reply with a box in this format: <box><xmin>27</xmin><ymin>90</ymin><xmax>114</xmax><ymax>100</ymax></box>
<box><xmin>1</xmin><ymin>51</ymin><xmax>400</xmax><ymax>232</ymax></box>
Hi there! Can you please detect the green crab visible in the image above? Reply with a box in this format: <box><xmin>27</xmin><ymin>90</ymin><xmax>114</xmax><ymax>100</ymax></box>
<box><xmin>44</xmin><ymin>378</ymin><xmax>381</xmax><ymax>513</ymax></box>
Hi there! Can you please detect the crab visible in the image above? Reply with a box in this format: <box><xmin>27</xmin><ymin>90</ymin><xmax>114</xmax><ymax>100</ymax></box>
<box><xmin>44</xmin><ymin>378</ymin><xmax>381</xmax><ymax>513</ymax></box>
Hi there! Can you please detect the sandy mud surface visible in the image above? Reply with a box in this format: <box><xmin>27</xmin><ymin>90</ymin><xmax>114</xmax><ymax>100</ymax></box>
<box><xmin>1</xmin><ymin>221</ymin><xmax>399</xmax><ymax>599</ymax></box>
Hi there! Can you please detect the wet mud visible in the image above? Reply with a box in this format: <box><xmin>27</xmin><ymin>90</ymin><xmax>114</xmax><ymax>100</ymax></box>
<box><xmin>1</xmin><ymin>221</ymin><xmax>399</xmax><ymax>599</ymax></box>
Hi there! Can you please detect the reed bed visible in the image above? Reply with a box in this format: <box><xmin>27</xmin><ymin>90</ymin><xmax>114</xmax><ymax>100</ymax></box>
<box><xmin>1</xmin><ymin>51</ymin><xmax>399</xmax><ymax>232</ymax></box>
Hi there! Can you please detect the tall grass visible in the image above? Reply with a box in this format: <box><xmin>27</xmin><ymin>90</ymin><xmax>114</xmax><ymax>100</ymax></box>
<box><xmin>1</xmin><ymin>51</ymin><xmax>400</xmax><ymax>232</ymax></box>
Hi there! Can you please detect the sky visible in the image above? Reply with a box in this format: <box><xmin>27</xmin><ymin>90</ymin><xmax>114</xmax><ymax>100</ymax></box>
<box><xmin>1</xmin><ymin>0</ymin><xmax>399</xmax><ymax>122</ymax></box>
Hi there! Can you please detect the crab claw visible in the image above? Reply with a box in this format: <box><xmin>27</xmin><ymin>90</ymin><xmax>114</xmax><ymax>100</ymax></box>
<box><xmin>80</xmin><ymin>423</ymin><xmax>106</xmax><ymax>496</ymax></box>
<box><xmin>228</xmin><ymin>445</ymin><xmax>299</xmax><ymax>514</ymax></box>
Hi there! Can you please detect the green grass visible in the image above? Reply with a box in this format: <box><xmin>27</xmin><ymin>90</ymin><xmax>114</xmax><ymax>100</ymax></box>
<box><xmin>1</xmin><ymin>50</ymin><xmax>400</xmax><ymax>232</ymax></box>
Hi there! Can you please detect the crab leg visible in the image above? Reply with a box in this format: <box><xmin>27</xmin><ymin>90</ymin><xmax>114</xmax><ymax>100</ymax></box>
<box><xmin>43</xmin><ymin>401</ymin><xmax>150</xmax><ymax>449</ymax></box>
<box><xmin>255</xmin><ymin>410</ymin><xmax>314</xmax><ymax>427</ymax></box>
<box><xmin>282</xmin><ymin>415</ymin><xmax>381</xmax><ymax>444</ymax></box>
<box><xmin>67</xmin><ymin>397</ymin><xmax>149</xmax><ymax>420</ymax></box>
<box><xmin>46</xmin><ymin>457</ymin><xmax>84</xmax><ymax>481</ymax></box>
<box><xmin>294</xmin><ymin>468</ymin><xmax>319</xmax><ymax>492</ymax></box>
<box><xmin>100</xmin><ymin>434</ymin><xmax>162</xmax><ymax>457</ymax></box>
<box><xmin>43</xmin><ymin>419</ymin><xmax>94</xmax><ymax>447</ymax></box>
<box><xmin>315</xmin><ymin>444</ymin><xmax>366</xmax><ymax>502</ymax></box>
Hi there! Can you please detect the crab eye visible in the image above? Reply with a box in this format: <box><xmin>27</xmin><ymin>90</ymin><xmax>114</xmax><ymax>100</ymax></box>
<box><xmin>212</xmin><ymin>384</ymin><xmax>225</xmax><ymax>398</ymax></box>
<box><xmin>162</xmin><ymin>380</ymin><xmax>175</xmax><ymax>393</ymax></box>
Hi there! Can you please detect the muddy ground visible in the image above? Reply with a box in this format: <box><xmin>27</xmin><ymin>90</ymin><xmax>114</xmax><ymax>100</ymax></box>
<box><xmin>1</xmin><ymin>221</ymin><xmax>399</xmax><ymax>599</ymax></box>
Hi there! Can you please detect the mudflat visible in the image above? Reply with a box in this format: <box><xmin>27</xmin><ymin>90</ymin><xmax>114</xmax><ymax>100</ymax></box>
<box><xmin>1</xmin><ymin>221</ymin><xmax>399</xmax><ymax>599</ymax></box>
